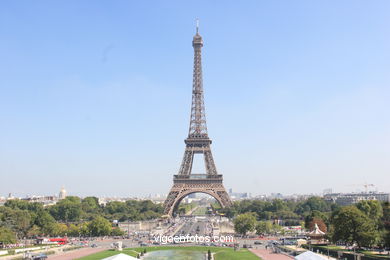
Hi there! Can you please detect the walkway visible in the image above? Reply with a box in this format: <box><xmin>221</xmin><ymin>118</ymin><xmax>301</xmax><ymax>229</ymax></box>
<box><xmin>48</xmin><ymin>247</ymin><xmax>106</xmax><ymax>260</ymax></box>
<box><xmin>250</xmin><ymin>248</ymin><xmax>293</xmax><ymax>260</ymax></box>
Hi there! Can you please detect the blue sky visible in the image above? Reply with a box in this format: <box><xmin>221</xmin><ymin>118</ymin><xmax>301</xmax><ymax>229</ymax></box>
<box><xmin>0</xmin><ymin>1</ymin><xmax>389</xmax><ymax>197</ymax></box>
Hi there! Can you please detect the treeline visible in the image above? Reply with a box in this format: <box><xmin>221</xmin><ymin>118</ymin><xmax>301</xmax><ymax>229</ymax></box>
<box><xmin>331</xmin><ymin>201</ymin><xmax>390</xmax><ymax>248</ymax></box>
<box><xmin>177</xmin><ymin>202</ymin><xmax>197</xmax><ymax>215</ymax></box>
<box><xmin>0</xmin><ymin>196</ymin><xmax>163</xmax><ymax>245</ymax></box>
<box><xmin>220</xmin><ymin>197</ymin><xmax>336</xmax><ymax>226</ymax></box>
<box><xmin>228</xmin><ymin>197</ymin><xmax>390</xmax><ymax>249</ymax></box>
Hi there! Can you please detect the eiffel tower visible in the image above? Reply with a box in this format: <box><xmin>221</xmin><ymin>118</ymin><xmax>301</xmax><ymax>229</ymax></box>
<box><xmin>164</xmin><ymin>23</ymin><xmax>232</xmax><ymax>216</ymax></box>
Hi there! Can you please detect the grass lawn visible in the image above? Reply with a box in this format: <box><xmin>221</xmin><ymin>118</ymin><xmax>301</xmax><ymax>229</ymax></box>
<box><xmin>76</xmin><ymin>246</ymin><xmax>260</xmax><ymax>260</ymax></box>
<box><xmin>192</xmin><ymin>206</ymin><xmax>208</xmax><ymax>216</ymax></box>
<box><xmin>76</xmin><ymin>250</ymin><xmax>139</xmax><ymax>260</ymax></box>
<box><xmin>317</xmin><ymin>245</ymin><xmax>345</xmax><ymax>250</ymax></box>
<box><xmin>213</xmin><ymin>248</ymin><xmax>260</xmax><ymax>260</ymax></box>
<box><xmin>359</xmin><ymin>251</ymin><xmax>390</xmax><ymax>259</ymax></box>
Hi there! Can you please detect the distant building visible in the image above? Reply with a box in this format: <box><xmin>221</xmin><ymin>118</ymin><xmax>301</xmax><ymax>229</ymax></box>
<box><xmin>98</xmin><ymin>197</ymin><xmax>127</xmax><ymax>206</ymax></box>
<box><xmin>324</xmin><ymin>192</ymin><xmax>390</xmax><ymax>206</ymax></box>
<box><xmin>269</xmin><ymin>193</ymin><xmax>283</xmax><ymax>199</ymax></box>
<box><xmin>323</xmin><ymin>188</ymin><xmax>333</xmax><ymax>195</ymax></box>
<box><xmin>254</xmin><ymin>194</ymin><xmax>267</xmax><ymax>200</ymax></box>
<box><xmin>98</xmin><ymin>196</ymin><xmax>144</xmax><ymax>206</ymax></box>
<box><xmin>228</xmin><ymin>188</ymin><xmax>251</xmax><ymax>200</ymax></box>
<box><xmin>59</xmin><ymin>187</ymin><xmax>67</xmax><ymax>200</ymax></box>
<box><xmin>22</xmin><ymin>195</ymin><xmax>57</xmax><ymax>206</ymax></box>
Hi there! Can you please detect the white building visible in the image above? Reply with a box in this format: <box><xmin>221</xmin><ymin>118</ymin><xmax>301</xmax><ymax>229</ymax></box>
<box><xmin>324</xmin><ymin>192</ymin><xmax>390</xmax><ymax>205</ymax></box>
<box><xmin>59</xmin><ymin>187</ymin><xmax>67</xmax><ymax>200</ymax></box>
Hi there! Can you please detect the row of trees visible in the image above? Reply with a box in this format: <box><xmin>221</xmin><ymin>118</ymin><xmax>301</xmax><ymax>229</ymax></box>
<box><xmin>230</xmin><ymin>198</ymin><xmax>390</xmax><ymax>249</ymax></box>
<box><xmin>233</xmin><ymin>212</ymin><xmax>317</xmax><ymax>236</ymax></box>
<box><xmin>0</xmin><ymin>196</ymin><xmax>163</xmax><ymax>244</ymax></box>
<box><xmin>233</xmin><ymin>213</ymin><xmax>284</xmax><ymax>236</ymax></box>
<box><xmin>2</xmin><ymin>195</ymin><xmax>389</xmax><ymax>249</ymax></box>
<box><xmin>331</xmin><ymin>201</ymin><xmax>389</xmax><ymax>248</ymax></box>
<box><xmin>221</xmin><ymin>196</ymin><xmax>335</xmax><ymax>226</ymax></box>
<box><xmin>3</xmin><ymin>196</ymin><xmax>163</xmax><ymax>223</ymax></box>
<box><xmin>0</xmin><ymin>216</ymin><xmax>124</xmax><ymax>245</ymax></box>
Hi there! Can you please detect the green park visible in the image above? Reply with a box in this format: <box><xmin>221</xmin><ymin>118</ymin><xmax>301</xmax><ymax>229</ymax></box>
<box><xmin>77</xmin><ymin>246</ymin><xmax>258</xmax><ymax>260</ymax></box>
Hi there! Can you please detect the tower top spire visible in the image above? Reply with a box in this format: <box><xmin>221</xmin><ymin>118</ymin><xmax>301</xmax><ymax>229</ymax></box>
<box><xmin>189</xmin><ymin>20</ymin><xmax>206</xmax><ymax>138</ymax></box>
<box><xmin>192</xmin><ymin>19</ymin><xmax>203</xmax><ymax>47</ymax></box>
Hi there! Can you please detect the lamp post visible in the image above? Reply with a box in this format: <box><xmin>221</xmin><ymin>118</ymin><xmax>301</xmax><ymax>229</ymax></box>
<box><xmin>127</xmin><ymin>221</ymin><xmax>130</xmax><ymax>239</ymax></box>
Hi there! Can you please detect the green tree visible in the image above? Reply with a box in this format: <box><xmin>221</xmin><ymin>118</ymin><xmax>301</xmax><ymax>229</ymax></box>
<box><xmin>102</xmin><ymin>200</ymin><xmax>163</xmax><ymax>221</ymax></box>
<box><xmin>0</xmin><ymin>207</ymin><xmax>32</xmax><ymax>238</ymax></box>
<box><xmin>382</xmin><ymin>202</ymin><xmax>390</xmax><ymax>247</ymax></box>
<box><xmin>27</xmin><ymin>225</ymin><xmax>42</xmax><ymax>237</ymax></box>
<box><xmin>88</xmin><ymin>216</ymin><xmax>112</xmax><ymax>236</ymax></box>
<box><xmin>356</xmin><ymin>200</ymin><xmax>383</xmax><ymax>224</ymax></box>
<box><xmin>35</xmin><ymin>210</ymin><xmax>56</xmax><ymax>229</ymax></box>
<box><xmin>304</xmin><ymin>210</ymin><xmax>330</xmax><ymax>229</ymax></box>
<box><xmin>111</xmin><ymin>227</ymin><xmax>125</xmax><ymax>236</ymax></box>
<box><xmin>385</xmin><ymin>231</ymin><xmax>390</xmax><ymax>248</ymax></box>
<box><xmin>105</xmin><ymin>201</ymin><xmax>128</xmax><ymax>215</ymax></box>
<box><xmin>4</xmin><ymin>199</ymin><xmax>30</xmax><ymax>210</ymax></box>
<box><xmin>33</xmin><ymin>210</ymin><xmax>60</xmax><ymax>236</ymax></box>
<box><xmin>177</xmin><ymin>207</ymin><xmax>186</xmax><ymax>215</ymax></box>
<box><xmin>49</xmin><ymin>197</ymin><xmax>83</xmax><ymax>222</ymax></box>
<box><xmin>270</xmin><ymin>199</ymin><xmax>288</xmax><ymax>212</ymax></box>
<box><xmin>67</xmin><ymin>224</ymin><xmax>80</xmax><ymax>237</ymax></box>
<box><xmin>256</xmin><ymin>221</ymin><xmax>273</xmax><ymax>235</ymax></box>
<box><xmin>233</xmin><ymin>213</ymin><xmax>257</xmax><ymax>236</ymax></box>
<box><xmin>78</xmin><ymin>222</ymin><xmax>89</xmax><ymax>236</ymax></box>
<box><xmin>0</xmin><ymin>227</ymin><xmax>17</xmax><ymax>245</ymax></box>
<box><xmin>42</xmin><ymin>223</ymin><xmax>60</xmax><ymax>236</ymax></box>
<box><xmin>4</xmin><ymin>200</ymin><xmax>43</xmax><ymax>213</ymax></box>
<box><xmin>82</xmin><ymin>197</ymin><xmax>100</xmax><ymax>213</ymax></box>
<box><xmin>56</xmin><ymin>223</ymin><xmax>68</xmax><ymax>236</ymax></box>
<box><xmin>295</xmin><ymin>197</ymin><xmax>331</xmax><ymax>215</ymax></box>
<box><xmin>331</xmin><ymin>206</ymin><xmax>379</xmax><ymax>248</ymax></box>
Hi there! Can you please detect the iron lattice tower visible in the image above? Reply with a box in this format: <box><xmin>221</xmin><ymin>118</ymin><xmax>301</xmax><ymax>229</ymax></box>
<box><xmin>164</xmin><ymin>24</ymin><xmax>232</xmax><ymax>216</ymax></box>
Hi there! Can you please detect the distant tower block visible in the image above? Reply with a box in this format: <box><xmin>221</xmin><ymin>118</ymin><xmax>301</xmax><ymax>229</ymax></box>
<box><xmin>163</xmin><ymin>22</ymin><xmax>232</xmax><ymax>216</ymax></box>
<box><xmin>59</xmin><ymin>187</ymin><xmax>67</xmax><ymax>200</ymax></box>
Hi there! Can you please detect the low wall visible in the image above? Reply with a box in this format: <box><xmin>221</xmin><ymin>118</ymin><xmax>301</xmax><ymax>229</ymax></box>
<box><xmin>219</xmin><ymin>222</ymin><xmax>234</xmax><ymax>234</ymax></box>
<box><xmin>15</xmin><ymin>247</ymin><xmax>42</xmax><ymax>253</ymax></box>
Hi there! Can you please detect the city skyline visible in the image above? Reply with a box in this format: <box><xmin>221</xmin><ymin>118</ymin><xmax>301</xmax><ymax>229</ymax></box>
<box><xmin>1</xmin><ymin>1</ymin><xmax>389</xmax><ymax>197</ymax></box>
<box><xmin>0</xmin><ymin>185</ymin><xmax>388</xmax><ymax>200</ymax></box>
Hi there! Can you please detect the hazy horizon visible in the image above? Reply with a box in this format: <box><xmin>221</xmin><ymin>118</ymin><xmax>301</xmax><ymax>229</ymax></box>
<box><xmin>2</xmin><ymin>186</ymin><xmax>387</xmax><ymax>199</ymax></box>
<box><xmin>1</xmin><ymin>1</ymin><xmax>389</xmax><ymax>198</ymax></box>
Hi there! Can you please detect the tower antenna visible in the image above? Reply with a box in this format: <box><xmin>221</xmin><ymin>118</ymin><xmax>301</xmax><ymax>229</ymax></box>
<box><xmin>196</xmin><ymin>18</ymin><xmax>199</xmax><ymax>34</ymax></box>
